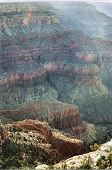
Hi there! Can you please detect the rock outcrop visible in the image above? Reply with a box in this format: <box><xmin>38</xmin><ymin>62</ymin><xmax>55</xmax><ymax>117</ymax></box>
<box><xmin>1</xmin><ymin>101</ymin><xmax>107</xmax><ymax>145</ymax></box>
<box><xmin>0</xmin><ymin>120</ymin><xmax>8</xmax><ymax>154</ymax></box>
<box><xmin>11</xmin><ymin>119</ymin><xmax>84</xmax><ymax>157</ymax></box>
<box><xmin>11</xmin><ymin>119</ymin><xmax>53</xmax><ymax>143</ymax></box>
<box><xmin>0</xmin><ymin>119</ymin><xmax>84</xmax><ymax>169</ymax></box>
<box><xmin>35</xmin><ymin>139</ymin><xmax>112</xmax><ymax>169</ymax></box>
<box><xmin>1</xmin><ymin>101</ymin><xmax>82</xmax><ymax>134</ymax></box>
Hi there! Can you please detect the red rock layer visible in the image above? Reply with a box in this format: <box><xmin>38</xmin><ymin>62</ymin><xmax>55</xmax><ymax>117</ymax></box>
<box><xmin>1</xmin><ymin>101</ymin><xmax>80</xmax><ymax>127</ymax></box>
<box><xmin>10</xmin><ymin>119</ymin><xmax>85</xmax><ymax>158</ymax></box>
<box><xmin>0</xmin><ymin>63</ymin><xmax>100</xmax><ymax>87</ymax></box>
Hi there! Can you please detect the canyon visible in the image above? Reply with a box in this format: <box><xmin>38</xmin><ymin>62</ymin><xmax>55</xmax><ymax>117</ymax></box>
<box><xmin>0</xmin><ymin>2</ymin><xmax>112</xmax><ymax>169</ymax></box>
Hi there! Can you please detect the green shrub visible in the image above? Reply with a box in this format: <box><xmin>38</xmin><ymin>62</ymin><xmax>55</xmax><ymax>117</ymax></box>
<box><xmin>79</xmin><ymin>156</ymin><xmax>93</xmax><ymax>169</ymax></box>
<box><xmin>90</xmin><ymin>143</ymin><xmax>100</xmax><ymax>151</ymax></box>
<box><xmin>96</xmin><ymin>155</ymin><xmax>110</xmax><ymax>169</ymax></box>
<box><xmin>107</xmin><ymin>151</ymin><xmax>112</xmax><ymax>167</ymax></box>
<box><xmin>61</xmin><ymin>161</ymin><xmax>67</xmax><ymax>169</ymax></box>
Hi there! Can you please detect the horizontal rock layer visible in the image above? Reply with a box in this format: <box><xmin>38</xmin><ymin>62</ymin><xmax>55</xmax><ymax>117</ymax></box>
<box><xmin>0</xmin><ymin>2</ymin><xmax>112</xmax><ymax>129</ymax></box>
<box><xmin>1</xmin><ymin>101</ymin><xmax>80</xmax><ymax>131</ymax></box>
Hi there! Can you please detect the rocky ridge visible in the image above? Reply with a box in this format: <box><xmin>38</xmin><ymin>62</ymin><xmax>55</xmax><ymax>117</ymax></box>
<box><xmin>0</xmin><ymin>101</ymin><xmax>108</xmax><ymax>145</ymax></box>
<box><xmin>0</xmin><ymin>3</ymin><xmax>112</xmax><ymax>127</ymax></box>
<box><xmin>0</xmin><ymin>119</ymin><xmax>84</xmax><ymax>168</ymax></box>
<box><xmin>35</xmin><ymin>139</ymin><xmax>112</xmax><ymax>170</ymax></box>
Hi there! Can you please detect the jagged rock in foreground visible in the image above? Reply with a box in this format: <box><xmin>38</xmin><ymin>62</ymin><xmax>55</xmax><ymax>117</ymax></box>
<box><xmin>0</xmin><ymin>119</ymin><xmax>84</xmax><ymax>169</ymax></box>
<box><xmin>35</xmin><ymin>139</ymin><xmax>112</xmax><ymax>170</ymax></box>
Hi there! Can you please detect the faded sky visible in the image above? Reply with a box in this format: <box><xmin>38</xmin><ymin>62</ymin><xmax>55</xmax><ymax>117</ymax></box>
<box><xmin>0</xmin><ymin>0</ymin><xmax>112</xmax><ymax>3</ymax></box>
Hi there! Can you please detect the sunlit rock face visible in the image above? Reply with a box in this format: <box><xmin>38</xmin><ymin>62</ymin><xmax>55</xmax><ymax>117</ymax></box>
<box><xmin>0</xmin><ymin>119</ymin><xmax>84</xmax><ymax>168</ymax></box>
<box><xmin>0</xmin><ymin>2</ymin><xmax>112</xmax><ymax>127</ymax></box>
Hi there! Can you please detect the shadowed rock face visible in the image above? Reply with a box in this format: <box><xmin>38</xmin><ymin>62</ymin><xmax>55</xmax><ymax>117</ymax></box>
<box><xmin>1</xmin><ymin>101</ymin><xmax>80</xmax><ymax>131</ymax></box>
<box><xmin>35</xmin><ymin>139</ymin><xmax>112</xmax><ymax>170</ymax></box>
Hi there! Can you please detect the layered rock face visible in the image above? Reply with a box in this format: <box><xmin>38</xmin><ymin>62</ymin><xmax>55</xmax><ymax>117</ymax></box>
<box><xmin>1</xmin><ymin>101</ymin><xmax>81</xmax><ymax>132</ymax></box>
<box><xmin>11</xmin><ymin>119</ymin><xmax>53</xmax><ymax>143</ymax></box>
<box><xmin>1</xmin><ymin>2</ymin><xmax>112</xmax><ymax>169</ymax></box>
<box><xmin>0</xmin><ymin>3</ymin><xmax>112</xmax><ymax>132</ymax></box>
<box><xmin>11</xmin><ymin>119</ymin><xmax>84</xmax><ymax>156</ymax></box>
<box><xmin>1</xmin><ymin>101</ymin><xmax>107</xmax><ymax>145</ymax></box>
<box><xmin>0</xmin><ymin>119</ymin><xmax>84</xmax><ymax>168</ymax></box>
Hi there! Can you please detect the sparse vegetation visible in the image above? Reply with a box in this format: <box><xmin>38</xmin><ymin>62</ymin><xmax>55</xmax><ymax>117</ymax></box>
<box><xmin>96</xmin><ymin>156</ymin><xmax>109</xmax><ymax>169</ymax></box>
<box><xmin>79</xmin><ymin>156</ymin><xmax>93</xmax><ymax>169</ymax></box>
<box><xmin>61</xmin><ymin>161</ymin><xmax>67</xmax><ymax>169</ymax></box>
<box><xmin>90</xmin><ymin>143</ymin><xmax>101</xmax><ymax>151</ymax></box>
<box><xmin>0</xmin><ymin>128</ymin><xmax>55</xmax><ymax>169</ymax></box>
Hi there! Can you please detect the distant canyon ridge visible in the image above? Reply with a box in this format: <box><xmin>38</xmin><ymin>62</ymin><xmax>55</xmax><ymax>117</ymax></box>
<box><xmin>0</xmin><ymin>1</ymin><xmax>112</xmax><ymax>144</ymax></box>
